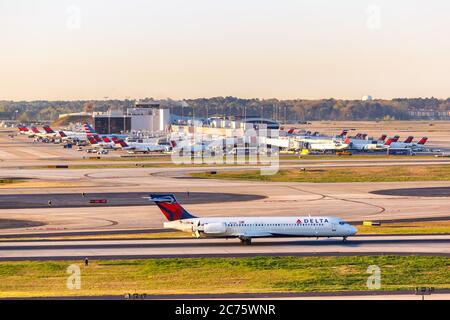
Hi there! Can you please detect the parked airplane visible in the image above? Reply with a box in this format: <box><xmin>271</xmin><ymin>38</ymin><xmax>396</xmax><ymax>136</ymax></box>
<box><xmin>386</xmin><ymin>137</ymin><xmax>428</xmax><ymax>150</ymax></box>
<box><xmin>170</xmin><ymin>139</ymin><xmax>209</xmax><ymax>155</ymax></box>
<box><xmin>116</xmin><ymin>139</ymin><xmax>169</xmax><ymax>153</ymax></box>
<box><xmin>149</xmin><ymin>194</ymin><xmax>357</xmax><ymax>245</ymax></box>
<box><xmin>305</xmin><ymin>138</ymin><xmax>350</xmax><ymax>152</ymax></box>
<box><xmin>347</xmin><ymin>135</ymin><xmax>389</xmax><ymax>151</ymax></box>
<box><xmin>58</xmin><ymin>130</ymin><xmax>88</xmax><ymax>141</ymax></box>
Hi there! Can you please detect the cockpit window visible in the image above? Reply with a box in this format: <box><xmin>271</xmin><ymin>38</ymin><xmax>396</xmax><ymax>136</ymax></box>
<box><xmin>339</xmin><ymin>221</ymin><xmax>346</xmax><ymax>225</ymax></box>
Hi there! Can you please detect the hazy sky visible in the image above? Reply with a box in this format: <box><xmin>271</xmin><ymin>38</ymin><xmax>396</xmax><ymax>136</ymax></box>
<box><xmin>1</xmin><ymin>0</ymin><xmax>449</xmax><ymax>100</ymax></box>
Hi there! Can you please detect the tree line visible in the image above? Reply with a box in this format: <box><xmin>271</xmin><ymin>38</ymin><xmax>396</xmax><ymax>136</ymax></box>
<box><xmin>1</xmin><ymin>97</ymin><xmax>449</xmax><ymax>123</ymax></box>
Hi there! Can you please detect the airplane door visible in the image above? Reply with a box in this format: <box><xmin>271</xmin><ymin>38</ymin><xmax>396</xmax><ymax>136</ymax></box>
<box><xmin>331</xmin><ymin>223</ymin><xmax>337</xmax><ymax>232</ymax></box>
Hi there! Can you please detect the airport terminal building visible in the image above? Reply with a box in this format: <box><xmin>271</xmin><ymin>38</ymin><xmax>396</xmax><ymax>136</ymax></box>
<box><xmin>93</xmin><ymin>103</ymin><xmax>170</xmax><ymax>134</ymax></box>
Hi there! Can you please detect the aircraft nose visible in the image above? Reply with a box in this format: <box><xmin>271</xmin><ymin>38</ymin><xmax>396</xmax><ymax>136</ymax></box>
<box><xmin>350</xmin><ymin>225</ymin><xmax>358</xmax><ymax>235</ymax></box>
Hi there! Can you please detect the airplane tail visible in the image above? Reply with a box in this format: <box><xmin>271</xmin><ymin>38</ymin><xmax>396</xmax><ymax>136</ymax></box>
<box><xmin>379</xmin><ymin>134</ymin><xmax>387</xmax><ymax>141</ymax></box>
<box><xmin>384</xmin><ymin>139</ymin><xmax>393</xmax><ymax>146</ymax></box>
<box><xmin>102</xmin><ymin>136</ymin><xmax>111</xmax><ymax>143</ymax></box>
<box><xmin>59</xmin><ymin>131</ymin><xmax>67</xmax><ymax>138</ymax></box>
<box><xmin>83</xmin><ymin>123</ymin><xmax>96</xmax><ymax>134</ymax></box>
<box><xmin>392</xmin><ymin>135</ymin><xmax>400</xmax><ymax>142</ymax></box>
<box><xmin>31</xmin><ymin>127</ymin><xmax>40</xmax><ymax>134</ymax></box>
<box><xmin>87</xmin><ymin>136</ymin><xmax>98</xmax><ymax>144</ymax></box>
<box><xmin>417</xmin><ymin>137</ymin><xmax>428</xmax><ymax>145</ymax></box>
<box><xmin>404</xmin><ymin>136</ymin><xmax>414</xmax><ymax>143</ymax></box>
<box><xmin>111</xmin><ymin>137</ymin><xmax>120</xmax><ymax>144</ymax></box>
<box><xmin>149</xmin><ymin>194</ymin><xmax>196</xmax><ymax>221</ymax></box>
<box><xmin>43</xmin><ymin>125</ymin><xmax>55</xmax><ymax>134</ymax></box>
<box><xmin>117</xmin><ymin>140</ymin><xmax>128</xmax><ymax>148</ymax></box>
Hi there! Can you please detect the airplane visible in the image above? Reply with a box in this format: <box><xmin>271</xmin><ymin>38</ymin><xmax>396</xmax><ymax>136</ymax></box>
<box><xmin>386</xmin><ymin>137</ymin><xmax>428</xmax><ymax>150</ymax></box>
<box><xmin>346</xmin><ymin>134</ymin><xmax>389</xmax><ymax>151</ymax></box>
<box><xmin>116</xmin><ymin>139</ymin><xmax>169</xmax><ymax>153</ymax></box>
<box><xmin>170</xmin><ymin>138</ymin><xmax>210</xmax><ymax>155</ymax></box>
<box><xmin>149</xmin><ymin>194</ymin><xmax>357</xmax><ymax>245</ymax></box>
<box><xmin>304</xmin><ymin>138</ymin><xmax>350</xmax><ymax>152</ymax></box>
<box><xmin>58</xmin><ymin>130</ymin><xmax>89</xmax><ymax>141</ymax></box>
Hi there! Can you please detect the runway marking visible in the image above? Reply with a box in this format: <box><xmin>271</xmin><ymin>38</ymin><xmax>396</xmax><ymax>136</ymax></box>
<box><xmin>288</xmin><ymin>185</ymin><xmax>386</xmax><ymax>215</ymax></box>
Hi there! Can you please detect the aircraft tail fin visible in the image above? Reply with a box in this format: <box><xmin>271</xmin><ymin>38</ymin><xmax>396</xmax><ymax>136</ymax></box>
<box><xmin>339</xmin><ymin>130</ymin><xmax>348</xmax><ymax>137</ymax></box>
<box><xmin>118</xmin><ymin>140</ymin><xmax>128</xmax><ymax>148</ymax></box>
<box><xmin>404</xmin><ymin>136</ymin><xmax>414</xmax><ymax>143</ymax></box>
<box><xmin>83</xmin><ymin>123</ymin><xmax>96</xmax><ymax>134</ymax></box>
<box><xmin>417</xmin><ymin>137</ymin><xmax>428</xmax><ymax>145</ymax></box>
<box><xmin>87</xmin><ymin>136</ymin><xmax>97</xmax><ymax>144</ymax></box>
<box><xmin>43</xmin><ymin>125</ymin><xmax>54</xmax><ymax>134</ymax></box>
<box><xmin>149</xmin><ymin>194</ymin><xmax>196</xmax><ymax>221</ymax></box>
<box><xmin>111</xmin><ymin>136</ymin><xmax>120</xmax><ymax>144</ymax></box>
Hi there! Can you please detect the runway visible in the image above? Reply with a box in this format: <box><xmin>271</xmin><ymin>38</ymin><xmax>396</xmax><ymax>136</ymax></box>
<box><xmin>0</xmin><ymin>235</ymin><xmax>448</xmax><ymax>261</ymax></box>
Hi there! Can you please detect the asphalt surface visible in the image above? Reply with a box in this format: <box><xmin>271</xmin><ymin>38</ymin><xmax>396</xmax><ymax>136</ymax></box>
<box><xmin>0</xmin><ymin>192</ymin><xmax>266</xmax><ymax>209</ymax></box>
<box><xmin>371</xmin><ymin>187</ymin><xmax>450</xmax><ymax>197</ymax></box>
<box><xmin>0</xmin><ymin>235</ymin><xmax>448</xmax><ymax>261</ymax></box>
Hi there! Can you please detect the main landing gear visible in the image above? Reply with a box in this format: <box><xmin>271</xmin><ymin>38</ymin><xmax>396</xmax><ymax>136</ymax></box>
<box><xmin>342</xmin><ymin>236</ymin><xmax>348</xmax><ymax>243</ymax></box>
<box><xmin>239</xmin><ymin>237</ymin><xmax>252</xmax><ymax>245</ymax></box>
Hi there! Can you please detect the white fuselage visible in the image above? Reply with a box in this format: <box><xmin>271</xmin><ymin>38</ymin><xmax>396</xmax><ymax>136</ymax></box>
<box><xmin>308</xmin><ymin>142</ymin><xmax>349</xmax><ymax>151</ymax></box>
<box><xmin>164</xmin><ymin>216</ymin><xmax>357</xmax><ymax>239</ymax></box>
<box><xmin>124</xmin><ymin>142</ymin><xmax>169</xmax><ymax>152</ymax></box>
<box><xmin>349</xmin><ymin>140</ymin><xmax>387</xmax><ymax>151</ymax></box>
<box><xmin>388</xmin><ymin>142</ymin><xmax>426</xmax><ymax>150</ymax></box>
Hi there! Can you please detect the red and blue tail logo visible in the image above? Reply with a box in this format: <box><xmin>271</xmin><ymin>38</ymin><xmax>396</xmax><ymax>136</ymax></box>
<box><xmin>43</xmin><ymin>126</ymin><xmax>55</xmax><ymax>134</ymax></box>
<box><xmin>83</xmin><ymin>123</ymin><xmax>96</xmax><ymax>134</ymax></box>
<box><xmin>150</xmin><ymin>194</ymin><xmax>196</xmax><ymax>221</ymax></box>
